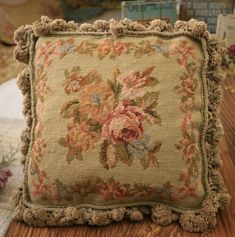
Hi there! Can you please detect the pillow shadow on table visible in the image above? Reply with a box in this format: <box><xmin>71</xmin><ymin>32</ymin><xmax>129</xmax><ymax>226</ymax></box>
<box><xmin>13</xmin><ymin>16</ymin><xmax>230</xmax><ymax>233</ymax></box>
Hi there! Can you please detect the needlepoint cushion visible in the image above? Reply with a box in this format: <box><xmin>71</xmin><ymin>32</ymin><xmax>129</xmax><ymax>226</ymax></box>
<box><xmin>14</xmin><ymin>17</ymin><xmax>230</xmax><ymax>232</ymax></box>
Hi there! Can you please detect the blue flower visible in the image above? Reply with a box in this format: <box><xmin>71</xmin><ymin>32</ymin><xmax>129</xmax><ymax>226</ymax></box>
<box><xmin>127</xmin><ymin>135</ymin><xmax>150</xmax><ymax>159</ymax></box>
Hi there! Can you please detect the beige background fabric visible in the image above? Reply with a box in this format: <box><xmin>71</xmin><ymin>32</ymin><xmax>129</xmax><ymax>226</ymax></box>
<box><xmin>27</xmin><ymin>35</ymin><xmax>205</xmax><ymax>209</ymax></box>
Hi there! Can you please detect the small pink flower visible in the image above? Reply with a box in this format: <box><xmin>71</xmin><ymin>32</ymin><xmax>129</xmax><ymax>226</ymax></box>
<box><xmin>96</xmin><ymin>181</ymin><xmax>128</xmax><ymax>200</ymax></box>
<box><xmin>170</xmin><ymin>41</ymin><xmax>196</xmax><ymax>67</ymax></box>
<box><xmin>102</xmin><ymin>102</ymin><xmax>145</xmax><ymax>144</ymax></box>
<box><xmin>35</xmin><ymin>121</ymin><xmax>43</xmax><ymax>137</ymax></box>
<box><xmin>98</xmin><ymin>39</ymin><xmax>112</xmax><ymax>56</ymax></box>
<box><xmin>116</xmin><ymin>70</ymin><xmax>148</xmax><ymax>97</ymax></box>
<box><xmin>64</xmin><ymin>75</ymin><xmax>83</xmax><ymax>94</ymax></box>
<box><xmin>181</xmin><ymin>112</ymin><xmax>193</xmax><ymax>136</ymax></box>
<box><xmin>31</xmin><ymin>170</ymin><xmax>56</xmax><ymax>199</ymax></box>
<box><xmin>36</xmin><ymin>80</ymin><xmax>50</xmax><ymax>97</ymax></box>
<box><xmin>98</xmin><ymin>39</ymin><xmax>129</xmax><ymax>58</ymax></box>
<box><xmin>32</xmin><ymin>137</ymin><xmax>46</xmax><ymax>160</ymax></box>
<box><xmin>37</xmin><ymin>41</ymin><xmax>58</xmax><ymax>68</ymax></box>
<box><xmin>113</xmin><ymin>41</ymin><xmax>128</xmax><ymax>55</ymax></box>
<box><xmin>182</xmin><ymin>139</ymin><xmax>197</xmax><ymax>159</ymax></box>
<box><xmin>181</xmin><ymin>78</ymin><xmax>196</xmax><ymax>95</ymax></box>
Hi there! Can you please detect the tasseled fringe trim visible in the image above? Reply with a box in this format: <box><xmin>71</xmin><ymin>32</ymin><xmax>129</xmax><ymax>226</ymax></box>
<box><xmin>12</xmin><ymin>190</ymin><xmax>229</xmax><ymax>232</ymax></box>
<box><xmin>13</xmin><ymin>16</ymin><xmax>230</xmax><ymax>232</ymax></box>
<box><xmin>16</xmin><ymin>68</ymin><xmax>32</xmax><ymax>165</ymax></box>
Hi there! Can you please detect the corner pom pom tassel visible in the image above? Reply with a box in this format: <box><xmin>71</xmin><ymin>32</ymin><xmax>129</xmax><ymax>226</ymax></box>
<box><xmin>151</xmin><ymin>204</ymin><xmax>179</xmax><ymax>226</ymax></box>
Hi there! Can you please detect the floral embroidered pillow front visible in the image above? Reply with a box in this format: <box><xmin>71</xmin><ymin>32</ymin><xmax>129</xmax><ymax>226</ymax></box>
<box><xmin>14</xmin><ymin>17</ymin><xmax>229</xmax><ymax>232</ymax></box>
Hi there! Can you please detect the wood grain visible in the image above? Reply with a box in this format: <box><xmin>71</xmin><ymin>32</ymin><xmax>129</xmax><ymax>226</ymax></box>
<box><xmin>6</xmin><ymin>78</ymin><xmax>235</xmax><ymax>237</ymax></box>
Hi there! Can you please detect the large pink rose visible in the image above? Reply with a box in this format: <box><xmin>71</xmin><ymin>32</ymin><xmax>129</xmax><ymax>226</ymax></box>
<box><xmin>181</xmin><ymin>78</ymin><xmax>196</xmax><ymax>95</ymax></box>
<box><xmin>102</xmin><ymin>102</ymin><xmax>145</xmax><ymax>144</ymax></box>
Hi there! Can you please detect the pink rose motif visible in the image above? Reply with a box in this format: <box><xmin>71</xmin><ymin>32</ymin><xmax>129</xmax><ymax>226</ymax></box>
<box><xmin>66</xmin><ymin>122</ymin><xmax>98</xmax><ymax>152</ymax></box>
<box><xmin>228</xmin><ymin>44</ymin><xmax>235</xmax><ymax>56</ymax></box>
<box><xmin>98</xmin><ymin>39</ymin><xmax>128</xmax><ymax>58</ymax></box>
<box><xmin>112</xmin><ymin>41</ymin><xmax>128</xmax><ymax>55</ymax></box>
<box><xmin>181</xmin><ymin>112</ymin><xmax>193</xmax><ymax>136</ymax></box>
<box><xmin>102</xmin><ymin>102</ymin><xmax>145</xmax><ymax>144</ymax></box>
<box><xmin>181</xmin><ymin>77</ymin><xmax>196</xmax><ymax>95</ymax></box>
<box><xmin>65</xmin><ymin>75</ymin><xmax>83</xmax><ymax>94</ymax></box>
<box><xmin>116</xmin><ymin>71</ymin><xmax>148</xmax><ymax>97</ymax></box>
<box><xmin>35</xmin><ymin>121</ymin><xmax>43</xmax><ymax>137</ymax></box>
<box><xmin>180</xmin><ymin>97</ymin><xmax>194</xmax><ymax>112</ymax></box>
<box><xmin>32</xmin><ymin>169</ymin><xmax>56</xmax><ymax>199</ymax></box>
<box><xmin>96</xmin><ymin>181</ymin><xmax>128</xmax><ymax>200</ymax></box>
<box><xmin>98</xmin><ymin>39</ymin><xmax>112</xmax><ymax>56</ymax></box>
<box><xmin>32</xmin><ymin>137</ymin><xmax>46</xmax><ymax>160</ymax></box>
<box><xmin>170</xmin><ymin>41</ymin><xmax>196</xmax><ymax>67</ymax></box>
<box><xmin>182</xmin><ymin>139</ymin><xmax>197</xmax><ymax>160</ymax></box>
<box><xmin>36</xmin><ymin>80</ymin><xmax>50</xmax><ymax>97</ymax></box>
<box><xmin>37</xmin><ymin>41</ymin><xmax>58</xmax><ymax>68</ymax></box>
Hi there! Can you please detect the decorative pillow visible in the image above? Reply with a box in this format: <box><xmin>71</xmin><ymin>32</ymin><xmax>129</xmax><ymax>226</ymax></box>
<box><xmin>14</xmin><ymin>17</ymin><xmax>230</xmax><ymax>232</ymax></box>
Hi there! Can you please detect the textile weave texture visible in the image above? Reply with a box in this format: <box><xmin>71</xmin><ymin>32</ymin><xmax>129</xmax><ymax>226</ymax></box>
<box><xmin>13</xmin><ymin>17</ymin><xmax>230</xmax><ymax>233</ymax></box>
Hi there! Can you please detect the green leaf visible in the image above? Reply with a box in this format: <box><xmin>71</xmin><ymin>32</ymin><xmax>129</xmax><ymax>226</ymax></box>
<box><xmin>64</xmin><ymin>69</ymin><xmax>70</xmax><ymax>79</ymax></box>
<box><xmin>142</xmin><ymin>66</ymin><xmax>155</xmax><ymax>77</ymax></box>
<box><xmin>189</xmin><ymin>133</ymin><xmax>196</xmax><ymax>142</ymax></box>
<box><xmin>181</xmin><ymin>95</ymin><xmax>189</xmax><ymax>103</ymax></box>
<box><xmin>100</xmin><ymin>140</ymin><xmax>109</xmax><ymax>168</ymax></box>
<box><xmin>107</xmin><ymin>79</ymin><xmax>121</xmax><ymax>98</ymax></box>
<box><xmin>61</xmin><ymin>100</ymin><xmax>80</xmax><ymax>119</ymax></box>
<box><xmin>87</xmin><ymin>119</ymin><xmax>102</xmax><ymax>132</ymax></box>
<box><xmin>112</xmin><ymin>67</ymin><xmax>120</xmax><ymax>80</ymax></box>
<box><xmin>66</xmin><ymin>147</ymin><xmax>83</xmax><ymax>164</ymax></box>
<box><xmin>83</xmin><ymin>70</ymin><xmax>101</xmax><ymax>85</ymax></box>
<box><xmin>174</xmin><ymin>85</ymin><xmax>180</xmax><ymax>90</ymax></box>
<box><xmin>147</xmin><ymin>152</ymin><xmax>159</xmax><ymax>167</ymax></box>
<box><xmin>149</xmin><ymin>141</ymin><xmax>162</xmax><ymax>153</ymax></box>
<box><xmin>135</xmin><ymin>91</ymin><xmax>160</xmax><ymax>110</ymax></box>
<box><xmin>58</xmin><ymin>138</ymin><xmax>67</xmax><ymax>147</ymax></box>
<box><xmin>139</xmin><ymin>157</ymin><xmax>149</xmax><ymax>169</ymax></box>
<box><xmin>145</xmin><ymin>109</ymin><xmax>161</xmax><ymax>125</ymax></box>
<box><xmin>71</xmin><ymin>66</ymin><xmax>81</xmax><ymax>74</ymax></box>
<box><xmin>186</xmin><ymin>62</ymin><xmax>197</xmax><ymax>76</ymax></box>
<box><xmin>145</xmin><ymin>76</ymin><xmax>159</xmax><ymax>87</ymax></box>
<box><xmin>163</xmin><ymin>181</ymin><xmax>172</xmax><ymax>190</ymax></box>
<box><xmin>115</xmin><ymin>142</ymin><xmax>133</xmax><ymax>166</ymax></box>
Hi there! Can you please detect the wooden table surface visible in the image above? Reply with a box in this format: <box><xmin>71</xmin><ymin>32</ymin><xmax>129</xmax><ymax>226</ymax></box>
<box><xmin>6</xmin><ymin>77</ymin><xmax>235</xmax><ymax>237</ymax></box>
